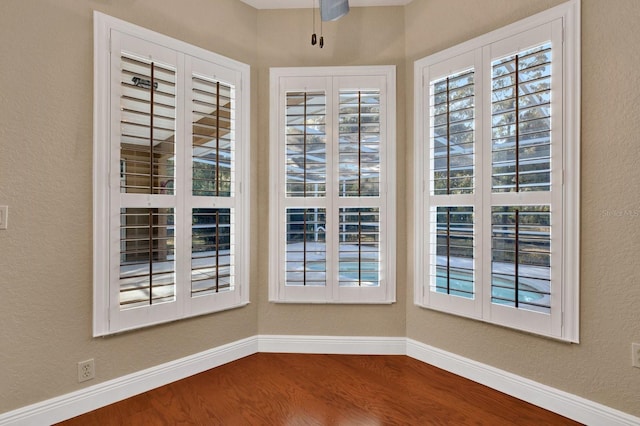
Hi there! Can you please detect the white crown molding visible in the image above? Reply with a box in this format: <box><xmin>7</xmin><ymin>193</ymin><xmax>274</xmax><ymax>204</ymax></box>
<box><xmin>1</xmin><ymin>336</ymin><xmax>638</xmax><ymax>426</ymax></box>
<box><xmin>240</xmin><ymin>0</ymin><xmax>412</xmax><ymax>10</ymax></box>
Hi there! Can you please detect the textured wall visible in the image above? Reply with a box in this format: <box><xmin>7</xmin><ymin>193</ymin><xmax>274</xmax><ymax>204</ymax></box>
<box><xmin>404</xmin><ymin>0</ymin><xmax>640</xmax><ymax>417</ymax></box>
<box><xmin>0</xmin><ymin>0</ymin><xmax>259</xmax><ymax>414</ymax></box>
<box><xmin>1</xmin><ymin>0</ymin><xmax>639</xmax><ymax>419</ymax></box>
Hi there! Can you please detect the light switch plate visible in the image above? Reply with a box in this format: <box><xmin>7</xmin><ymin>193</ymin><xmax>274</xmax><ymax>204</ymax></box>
<box><xmin>0</xmin><ymin>206</ymin><xmax>7</xmax><ymax>230</ymax></box>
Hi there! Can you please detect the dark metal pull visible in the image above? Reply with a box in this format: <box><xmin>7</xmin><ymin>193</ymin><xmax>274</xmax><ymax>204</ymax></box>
<box><xmin>311</xmin><ymin>33</ymin><xmax>317</xmax><ymax>45</ymax></box>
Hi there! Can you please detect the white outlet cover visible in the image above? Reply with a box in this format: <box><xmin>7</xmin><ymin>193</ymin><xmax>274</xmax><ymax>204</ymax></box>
<box><xmin>0</xmin><ymin>206</ymin><xmax>7</xmax><ymax>230</ymax></box>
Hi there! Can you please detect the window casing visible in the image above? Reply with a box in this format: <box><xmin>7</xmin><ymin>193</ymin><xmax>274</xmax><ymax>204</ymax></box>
<box><xmin>93</xmin><ymin>12</ymin><xmax>250</xmax><ymax>335</ymax></box>
<box><xmin>269</xmin><ymin>66</ymin><xmax>396</xmax><ymax>304</ymax></box>
<box><xmin>414</xmin><ymin>1</ymin><xmax>580</xmax><ymax>341</ymax></box>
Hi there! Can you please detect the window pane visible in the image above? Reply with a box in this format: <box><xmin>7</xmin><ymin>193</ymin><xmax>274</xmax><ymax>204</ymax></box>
<box><xmin>286</xmin><ymin>92</ymin><xmax>326</xmax><ymax>197</ymax></box>
<box><xmin>119</xmin><ymin>208</ymin><xmax>176</xmax><ymax>308</ymax></box>
<box><xmin>430</xmin><ymin>69</ymin><xmax>475</xmax><ymax>195</ymax></box>
<box><xmin>491</xmin><ymin>43</ymin><xmax>552</xmax><ymax>193</ymax></box>
<box><xmin>339</xmin><ymin>208</ymin><xmax>380</xmax><ymax>287</ymax></box>
<box><xmin>339</xmin><ymin>91</ymin><xmax>381</xmax><ymax>197</ymax></box>
<box><xmin>191</xmin><ymin>208</ymin><xmax>234</xmax><ymax>296</ymax></box>
<box><xmin>192</xmin><ymin>77</ymin><xmax>235</xmax><ymax>197</ymax></box>
<box><xmin>430</xmin><ymin>206</ymin><xmax>474</xmax><ymax>298</ymax></box>
<box><xmin>120</xmin><ymin>54</ymin><xmax>176</xmax><ymax>195</ymax></box>
<box><xmin>286</xmin><ymin>208</ymin><xmax>326</xmax><ymax>286</ymax></box>
<box><xmin>491</xmin><ymin>205</ymin><xmax>551</xmax><ymax>313</ymax></box>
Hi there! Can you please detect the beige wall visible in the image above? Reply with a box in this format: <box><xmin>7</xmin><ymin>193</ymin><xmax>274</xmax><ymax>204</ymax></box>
<box><xmin>0</xmin><ymin>0</ymin><xmax>639</xmax><ymax>419</ymax></box>
<box><xmin>404</xmin><ymin>0</ymin><xmax>640</xmax><ymax>417</ymax></box>
<box><xmin>0</xmin><ymin>0</ymin><xmax>260</xmax><ymax>413</ymax></box>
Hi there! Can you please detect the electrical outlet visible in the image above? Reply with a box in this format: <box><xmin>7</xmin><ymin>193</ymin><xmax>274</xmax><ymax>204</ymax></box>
<box><xmin>78</xmin><ymin>359</ymin><xmax>95</xmax><ymax>382</ymax></box>
<box><xmin>0</xmin><ymin>206</ymin><xmax>7</xmax><ymax>230</ymax></box>
<box><xmin>632</xmin><ymin>343</ymin><xmax>640</xmax><ymax>368</ymax></box>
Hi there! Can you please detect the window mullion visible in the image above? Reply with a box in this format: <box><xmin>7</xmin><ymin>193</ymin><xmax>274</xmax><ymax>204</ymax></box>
<box><xmin>326</xmin><ymin>77</ymin><xmax>338</xmax><ymax>300</ymax></box>
<box><xmin>177</xmin><ymin>52</ymin><xmax>191</xmax><ymax>317</ymax></box>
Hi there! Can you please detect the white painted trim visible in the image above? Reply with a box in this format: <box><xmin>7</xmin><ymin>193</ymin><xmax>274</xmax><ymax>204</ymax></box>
<box><xmin>0</xmin><ymin>337</ymin><xmax>258</xmax><ymax>426</ymax></box>
<box><xmin>2</xmin><ymin>336</ymin><xmax>639</xmax><ymax>426</ymax></box>
<box><xmin>269</xmin><ymin>66</ymin><xmax>397</xmax><ymax>305</ymax></box>
<box><xmin>406</xmin><ymin>339</ymin><xmax>640</xmax><ymax>426</ymax></box>
<box><xmin>257</xmin><ymin>334</ymin><xmax>406</xmax><ymax>354</ymax></box>
<box><xmin>412</xmin><ymin>0</ymin><xmax>581</xmax><ymax>343</ymax></box>
<box><xmin>92</xmin><ymin>11</ymin><xmax>252</xmax><ymax>336</ymax></box>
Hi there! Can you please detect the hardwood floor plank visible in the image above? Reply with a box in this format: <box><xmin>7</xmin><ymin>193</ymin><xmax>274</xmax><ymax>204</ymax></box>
<box><xmin>57</xmin><ymin>353</ymin><xmax>581</xmax><ymax>425</ymax></box>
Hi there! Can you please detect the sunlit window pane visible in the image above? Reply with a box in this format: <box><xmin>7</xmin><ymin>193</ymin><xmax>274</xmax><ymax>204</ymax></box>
<box><xmin>120</xmin><ymin>54</ymin><xmax>176</xmax><ymax>195</ymax></box>
<box><xmin>119</xmin><ymin>208</ymin><xmax>176</xmax><ymax>308</ymax></box>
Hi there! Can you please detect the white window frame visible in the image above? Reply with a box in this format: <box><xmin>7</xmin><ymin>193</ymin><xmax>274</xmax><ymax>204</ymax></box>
<box><xmin>93</xmin><ymin>12</ymin><xmax>250</xmax><ymax>336</ymax></box>
<box><xmin>413</xmin><ymin>0</ymin><xmax>580</xmax><ymax>342</ymax></box>
<box><xmin>269</xmin><ymin>66</ymin><xmax>396</xmax><ymax>304</ymax></box>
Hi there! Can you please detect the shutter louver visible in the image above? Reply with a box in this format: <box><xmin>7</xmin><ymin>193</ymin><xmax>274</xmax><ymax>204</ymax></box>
<box><xmin>431</xmin><ymin>206</ymin><xmax>474</xmax><ymax>298</ymax></box>
<box><xmin>338</xmin><ymin>208</ymin><xmax>380</xmax><ymax>287</ymax></box>
<box><xmin>285</xmin><ymin>208</ymin><xmax>327</xmax><ymax>287</ymax></box>
<box><xmin>286</xmin><ymin>92</ymin><xmax>327</xmax><ymax>198</ymax></box>
<box><xmin>431</xmin><ymin>69</ymin><xmax>475</xmax><ymax>196</ymax></box>
<box><xmin>491</xmin><ymin>205</ymin><xmax>551</xmax><ymax>313</ymax></box>
<box><xmin>119</xmin><ymin>53</ymin><xmax>176</xmax><ymax>195</ymax></box>
<box><xmin>491</xmin><ymin>43</ymin><xmax>552</xmax><ymax>193</ymax></box>
<box><xmin>192</xmin><ymin>77</ymin><xmax>235</xmax><ymax>197</ymax></box>
<box><xmin>119</xmin><ymin>208</ymin><xmax>176</xmax><ymax>308</ymax></box>
<box><xmin>191</xmin><ymin>208</ymin><xmax>234</xmax><ymax>296</ymax></box>
<box><xmin>338</xmin><ymin>90</ymin><xmax>381</xmax><ymax>197</ymax></box>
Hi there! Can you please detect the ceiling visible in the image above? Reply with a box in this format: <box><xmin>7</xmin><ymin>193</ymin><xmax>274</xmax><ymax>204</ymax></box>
<box><xmin>240</xmin><ymin>0</ymin><xmax>412</xmax><ymax>9</ymax></box>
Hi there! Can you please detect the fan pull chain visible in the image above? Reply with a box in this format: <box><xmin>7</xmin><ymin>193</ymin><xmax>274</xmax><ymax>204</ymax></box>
<box><xmin>311</xmin><ymin>0</ymin><xmax>326</xmax><ymax>48</ymax></box>
<box><xmin>311</xmin><ymin>0</ymin><xmax>317</xmax><ymax>45</ymax></box>
<box><xmin>319</xmin><ymin>12</ymin><xmax>324</xmax><ymax>48</ymax></box>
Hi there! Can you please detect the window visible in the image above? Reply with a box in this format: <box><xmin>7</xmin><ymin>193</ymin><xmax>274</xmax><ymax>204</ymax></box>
<box><xmin>269</xmin><ymin>66</ymin><xmax>396</xmax><ymax>303</ymax></box>
<box><xmin>414</xmin><ymin>0</ymin><xmax>580</xmax><ymax>341</ymax></box>
<box><xmin>93</xmin><ymin>12</ymin><xmax>250</xmax><ymax>335</ymax></box>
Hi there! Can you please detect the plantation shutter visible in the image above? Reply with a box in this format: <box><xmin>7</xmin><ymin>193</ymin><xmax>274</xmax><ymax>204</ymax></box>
<box><xmin>284</xmin><ymin>88</ymin><xmax>328</xmax><ymax>291</ymax></box>
<box><xmin>414</xmin><ymin>3</ymin><xmax>579</xmax><ymax>341</ymax></box>
<box><xmin>190</xmin><ymin>72</ymin><xmax>236</xmax><ymax>299</ymax></box>
<box><xmin>94</xmin><ymin>14</ymin><xmax>250</xmax><ymax>335</ymax></box>
<box><xmin>483</xmin><ymin>21</ymin><xmax>564</xmax><ymax>336</ymax></box>
<box><xmin>421</xmin><ymin>50</ymin><xmax>483</xmax><ymax>318</ymax></box>
<box><xmin>107</xmin><ymin>32</ymin><xmax>181</xmax><ymax>330</ymax></box>
<box><xmin>184</xmin><ymin>55</ymin><xmax>246</xmax><ymax>316</ymax></box>
<box><xmin>270</xmin><ymin>67</ymin><xmax>396</xmax><ymax>304</ymax></box>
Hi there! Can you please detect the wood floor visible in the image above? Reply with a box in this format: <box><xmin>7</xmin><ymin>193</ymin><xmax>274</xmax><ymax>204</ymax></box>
<box><xmin>57</xmin><ymin>353</ymin><xmax>581</xmax><ymax>425</ymax></box>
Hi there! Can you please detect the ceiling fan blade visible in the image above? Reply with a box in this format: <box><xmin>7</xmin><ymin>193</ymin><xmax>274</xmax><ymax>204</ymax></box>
<box><xmin>320</xmin><ymin>0</ymin><xmax>349</xmax><ymax>21</ymax></box>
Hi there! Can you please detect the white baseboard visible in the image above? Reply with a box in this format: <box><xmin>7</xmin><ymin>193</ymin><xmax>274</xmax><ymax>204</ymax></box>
<box><xmin>406</xmin><ymin>338</ymin><xmax>640</xmax><ymax>426</ymax></box>
<box><xmin>0</xmin><ymin>336</ymin><xmax>258</xmax><ymax>426</ymax></box>
<box><xmin>257</xmin><ymin>334</ymin><xmax>406</xmax><ymax>354</ymax></box>
<box><xmin>2</xmin><ymin>336</ymin><xmax>639</xmax><ymax>426</ymax></box>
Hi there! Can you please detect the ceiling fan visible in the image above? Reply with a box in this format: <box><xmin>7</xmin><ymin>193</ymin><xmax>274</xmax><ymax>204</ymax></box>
<box><xmin>312</xmin><ymin>0</ymin><xmax>349</xmax><ymax>47</ymax></box>
<box><xmin>320</xmin><ymin>0</ymin><xmax>350</xmax><ymax>21</ymax></box>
